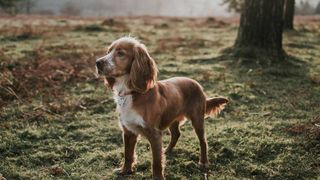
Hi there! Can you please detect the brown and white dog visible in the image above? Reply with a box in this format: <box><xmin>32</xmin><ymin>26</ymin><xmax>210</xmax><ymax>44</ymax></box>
<box><xmin>96</xmin><ymin>37</ymin><xmax>228</xmax><ymax>179</ymax></box>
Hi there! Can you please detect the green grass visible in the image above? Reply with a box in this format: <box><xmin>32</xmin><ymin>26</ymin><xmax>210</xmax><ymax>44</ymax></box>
<box><xmin>0</xmin><ymin>16</ymin><xmax>319</xmax><ymax>179</ymax></box>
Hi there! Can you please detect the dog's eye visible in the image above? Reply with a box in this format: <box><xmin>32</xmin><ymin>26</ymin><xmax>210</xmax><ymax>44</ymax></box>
<box><xmin>117</xmin><ymin>51</ymin><xmax>125</xmax><ymax>57</ymax></box>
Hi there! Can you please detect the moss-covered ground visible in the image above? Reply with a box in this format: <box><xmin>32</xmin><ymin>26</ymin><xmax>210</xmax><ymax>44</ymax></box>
<box><xmin>0</xmin><ymin>16</ymin><xmax>319</xmax><ymax>179</ymax></box>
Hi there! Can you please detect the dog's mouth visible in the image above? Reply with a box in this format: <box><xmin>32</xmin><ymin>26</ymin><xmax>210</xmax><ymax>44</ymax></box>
<box><xmin>96</xmin><ymin>69</ymin><xmax>125</xmax><ymax>78</ymax></box>
<box><xmin>95</xmin><ymin>64</ymin><xmax>112</xmax><ymax>77</ymax></box>
<box><xmin>95</xmin><ymin>63</ymin><xmax>127</xmax><ymax>78</ymax></box>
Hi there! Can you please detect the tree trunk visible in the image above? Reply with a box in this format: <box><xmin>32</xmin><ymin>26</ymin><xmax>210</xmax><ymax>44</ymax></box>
<box><xmin>26</xmin><ymin>0</ymin><xmax>31</xmax><ymax>14</ymax></box>
<box><xmin>235</xmin><ymin>0</ymin><xmax>285</xmax><ymax>60</ymax></box>
<box><xmin>284</xmin><ymin>0</ymin><xmax>295</xmax><ymax>30</ymax></box>
<box><xmin>315</xmin><ymin>1</ymin><xmax>320</xmax><ymax>14</ymax></box>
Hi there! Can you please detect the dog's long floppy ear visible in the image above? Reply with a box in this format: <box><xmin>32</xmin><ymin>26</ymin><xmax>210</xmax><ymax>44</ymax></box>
<box><xmin>128</xmin><ymin>43</ymin><xmax>157</xmax><ymax>93</ymax></box>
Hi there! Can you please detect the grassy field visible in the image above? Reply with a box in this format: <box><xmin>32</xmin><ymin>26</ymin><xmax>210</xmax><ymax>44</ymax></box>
<box><xmin>0</xmin><ymin>16</ymin><xmax>319</xmax><ymax>179</ymax></box>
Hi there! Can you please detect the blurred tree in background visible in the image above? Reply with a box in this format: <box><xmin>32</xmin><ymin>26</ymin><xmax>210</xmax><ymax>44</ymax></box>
<box><xmin>284</xmin><ymin>0</ymin><xmax>295</xmax><ymax>30</ymax></box>
<box><xmin>221</xmin><ymin>0</ymin><xmax>244</xmax><ymax>13</ymax></box>
<box><xmin>223</xmin><ymin>0</ymin><xmax>296</xmax><ymax>30</ymax></box>
<box><xmin>0</xmin><ymin>0</ymin><xmax>21</xmax><ymax>15</ymax></box>
<box><xmin>295</xmin><ymin>1</ymin><xmax>314</xmax><ymax>15</ymax></box>
<box><xmin>0</xmin><ymin>0</ymin><xmax>34</xmax><ymax>15</ymax></box>
<box><xmin>60</xmin><ymin>2</ymin><xmax>82</xmax><ymax>16</ymax></box>
<box><xmin>234</xmin><ymin>0</ymin><xmax>285</xmax><ymax>60</ymax></box>
<box><xmin>314</xmin><ymin>1</ymin><xmax>320</xmax><ymax>14</ymax></box>
<box><xmin>24</xmin><ymin>0</ymin><xmax>34</xmax><ymax>14</ymax></box>
<box><xmin>222</xmin><ymin>0</ymin><xmax>318</xmax><ymax>16</ymax></box>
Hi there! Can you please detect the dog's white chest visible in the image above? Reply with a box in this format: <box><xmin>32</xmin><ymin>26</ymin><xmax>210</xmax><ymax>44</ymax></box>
<box><xmin>114</xmin><ymin>95</ymin><xmax>145</xmax><ymax>134</ymax></box>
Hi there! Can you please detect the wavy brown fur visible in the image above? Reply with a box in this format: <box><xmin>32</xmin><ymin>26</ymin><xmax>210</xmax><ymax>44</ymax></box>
<box><xmin>205</xmin><ymin>97</ymin><xmax>229</xmax><ymax>117</ymax></box>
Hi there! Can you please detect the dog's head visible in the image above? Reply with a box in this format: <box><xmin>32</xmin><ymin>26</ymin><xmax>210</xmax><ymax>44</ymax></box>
<box><xmin>96</xmin><ymin>37</ymin><xmax>157</xmax><ymax>93</ymax></box>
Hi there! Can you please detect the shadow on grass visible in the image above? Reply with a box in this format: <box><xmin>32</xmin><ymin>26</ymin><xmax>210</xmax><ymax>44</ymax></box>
<box><xmin>1</xmin><ymin>33</ymin><xmax>40</xmax><ymax>42</ymax></box>
<box><xmin>188</xmin><ymin>54</ymin><xmax>230</xmax><ymax>65</ymax></box>
<box><xmin>186</xmin><ymin>46</ymin><xmax>320</xmax><ymax>179</ymax></box>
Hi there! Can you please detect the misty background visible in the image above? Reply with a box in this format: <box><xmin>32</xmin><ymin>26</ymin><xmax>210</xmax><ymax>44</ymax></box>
<box><xmin>22</xmin><ymin>0</ymin><xmax>320</xmax><ymax>17</ymax></box>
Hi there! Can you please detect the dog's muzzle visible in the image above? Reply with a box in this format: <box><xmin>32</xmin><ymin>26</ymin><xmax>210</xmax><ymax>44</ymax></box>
<box><xmin>96</xmin><ymin>53</ymin><xmax>115</xmax><ymax>76</ymax></box>
<box><xmin>96</xmin><ymin>60</ymin><xmax>105</xmax><ymax>75</ymax></box>
<box><xmin>96</xmin><ymin>60</ymin><xmax>104</xmax><ymax>72</ymax></box>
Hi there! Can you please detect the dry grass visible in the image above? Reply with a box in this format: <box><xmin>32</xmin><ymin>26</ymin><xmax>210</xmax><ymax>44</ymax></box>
<box><xmin>0</xmin><ymin>15</ymin><xmax>319</xmax><ymax>179</ymax></box>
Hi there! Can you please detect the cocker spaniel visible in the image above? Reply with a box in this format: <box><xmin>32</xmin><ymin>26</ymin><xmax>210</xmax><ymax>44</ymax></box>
<box><xmin>96</xmin><ymin>37</ymin><xmax>228</xmax><ymax>179</ymax></box>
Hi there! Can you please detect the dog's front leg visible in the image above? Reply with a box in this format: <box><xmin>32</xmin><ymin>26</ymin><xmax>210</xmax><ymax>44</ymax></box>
<box><xmin>115</xmin><ymin>127</ymin><xmax>138</xmax><ymax>174</ymax></box>
<box><xmin>145</xmin><ymin>129</ymin><xmax>165</xmax><ymax>180</ymax></box>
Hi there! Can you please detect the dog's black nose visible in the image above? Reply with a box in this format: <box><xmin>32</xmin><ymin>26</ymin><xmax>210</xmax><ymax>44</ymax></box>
<box><xmin>96</xmin><ymin>60</ymin><xmax>103</xmax><ymax>69</ymax></box>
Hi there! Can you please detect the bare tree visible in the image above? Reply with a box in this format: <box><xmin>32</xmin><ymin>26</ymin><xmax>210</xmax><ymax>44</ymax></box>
<box><xmin>221</xmin><ymin>0</ymin><xmax>244</xmax><ymax>13</ymax></box>
<box><xmin>314</xmin><ymin>1</ymin><xmax>320</xmax><ymax>14</ymax></box>
<box><xmin>234</xmin><ymin>0</ymin><xmax>285</xmax><ymax>60</ymax></box>
<box><xmin>0</xmin><ymin>0</ymin><xmax>35</xmax><ymax>15</ymax></box>
<box><xmin>0</xmin><ymin>0</ymin><xmax>21</xmax><ymax>15</ymax></box>
<box><xmin>60</xmin><ymin>2</ymin><xmax>81</xmax><ymax>16</ymax></box>
<box><xmin>24</xmin><ymin>0</ymin><xmax>34</xmax><ymax>14</ymax></box>
<box><xmin>295</xmin><ymin>1</ymin><xmax>314</xmax><ymax>15</ymax></box>
<box><xmin>223</xmin><ymin>0</ymin><xmax>295</xmax><ymax>31</ymax></box>
<box><xmin>283</xmin><ymin>0</ymin><xmax>295</xmax><ymax>30</ymax></box>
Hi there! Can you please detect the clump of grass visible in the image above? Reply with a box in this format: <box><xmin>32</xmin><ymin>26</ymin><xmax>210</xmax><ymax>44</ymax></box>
<box><xmin>74</xmin><ymin>24</ymin><xmax>107</xmax><ymax>32</ymax></box>
<box><xmin>2</xmin><ymin>32</ymin><xmax>38</xmax><ymax>41</ymax></box>
<box><xmin>1</xmin><ymin>25</ymin><xmax>41</xmax><ymax>41</ymax></box>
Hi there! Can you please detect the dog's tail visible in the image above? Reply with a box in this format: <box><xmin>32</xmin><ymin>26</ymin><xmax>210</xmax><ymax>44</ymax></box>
<box><xmin>205</xmin><ymin>97</ymin><xmax>229</xmax><ymax>117</ymax></box>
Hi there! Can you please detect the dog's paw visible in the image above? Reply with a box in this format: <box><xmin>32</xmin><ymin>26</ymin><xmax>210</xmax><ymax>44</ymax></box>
<box><xmin>113</xmin><ymin>167</ymin><xmax>134</xmax><ymax>175</ymax></box>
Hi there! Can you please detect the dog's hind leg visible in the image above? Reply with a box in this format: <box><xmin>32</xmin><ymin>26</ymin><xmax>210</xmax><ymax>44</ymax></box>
<box><xmin>189</xmin><ymin>114</ymin><xmax>209</xmax><ymax>168</ymax></box>
<box><xmin>165</xmin><ymin>121</ymin><xmax>181</xmax><ymax>154</ymax></box>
